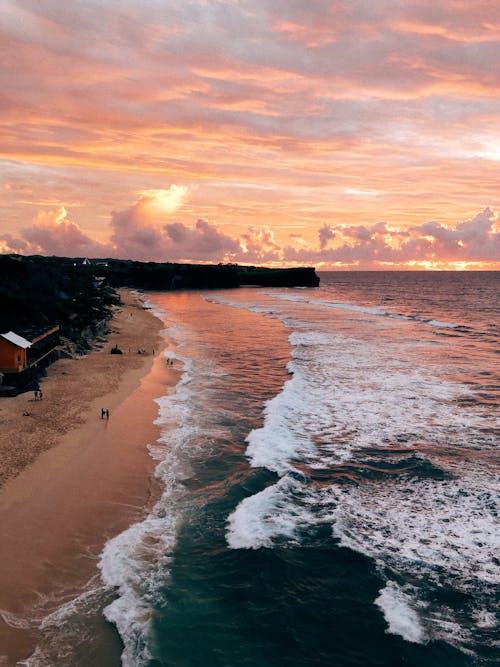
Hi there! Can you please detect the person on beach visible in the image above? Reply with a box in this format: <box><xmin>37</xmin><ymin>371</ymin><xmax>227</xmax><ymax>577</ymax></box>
<box><xmin>101</xmin><ymin>408</ymin><xmax>106</xmax><ymax>419</ymax></box>
<box><xmin>105</xmin><ymin>409</ymin><xmax>110</xmax><ymax>419</ymax></box>
<box><xmin>33</xmin><ymin>390</ymin><xmax>38</xmax><ymax>400</ymax></box>
<box><xmin>39</xmin><ymin>389</ymin><xmax>43</xmax><ymax>400</ymax></box>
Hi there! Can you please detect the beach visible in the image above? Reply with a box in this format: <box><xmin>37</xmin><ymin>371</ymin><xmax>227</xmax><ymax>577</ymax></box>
<box><xmin>0</xmin><ymin>275</ymin><xmax>497</xmax><ymax>667</ymax></box>
<box><xmin>0</xmin><ymin>290</ymin><xmax>178</xmax><ymax>665</ymax></box>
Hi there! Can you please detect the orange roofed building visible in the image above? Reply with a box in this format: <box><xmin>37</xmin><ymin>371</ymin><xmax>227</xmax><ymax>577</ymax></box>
<box><xmin>0</xmin><ymin>326</ymin><xmax>60</xmax><ymax>394</ymax></box>
<box><xmin>0</xmin><ymin>331</ymin><xmax>32</xmax><ymax>373</ymax></box>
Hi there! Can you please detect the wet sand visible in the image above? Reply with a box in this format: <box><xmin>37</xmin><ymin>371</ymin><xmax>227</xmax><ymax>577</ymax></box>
<box><xmin>0</xmin><ymin>290</ymin><xmax>179</xmax><ymax>665</ymax></box>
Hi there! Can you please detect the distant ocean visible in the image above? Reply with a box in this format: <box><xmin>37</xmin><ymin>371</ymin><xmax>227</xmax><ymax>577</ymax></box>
<box><xmin>29</xmin><ymin>272</ymin><xmax>499</xmax><ymax>666</ymax></box>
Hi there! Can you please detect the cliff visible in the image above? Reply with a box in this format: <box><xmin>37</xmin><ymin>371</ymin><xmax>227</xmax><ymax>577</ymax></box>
<box><xmin>0</xmin><ymin>254</ymin><xmax>319</xmax><ymax>344</ymax></box>
<box><xmin>236</xmin><ymin>265</ymin><xmax>319</xmax><ymax>287</ymax></box>
<box><xmin>100</xmin><ymin>259</ymin><xmax>319</xmax><ymax>290</ymax></box>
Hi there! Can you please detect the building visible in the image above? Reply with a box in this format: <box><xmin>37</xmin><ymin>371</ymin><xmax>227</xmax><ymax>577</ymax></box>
<box><xmin>0</xmin><ymin>331</ymin><xmax>32</xmax><ymax>373</ymax></box>
<box><xmin>0</xmin><ymin>325</ymin><xmax>60</xmax><ymax>394</ymax></box>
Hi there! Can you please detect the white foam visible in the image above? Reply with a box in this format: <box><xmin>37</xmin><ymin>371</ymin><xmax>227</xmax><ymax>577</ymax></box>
<box><xmin>245</xmin><ymin>368</ymin><xmax>317</xmax><ymax>475</ymax></box>
<box><xmin>260</xmin><ymin>291</ymin><xmax>308</xmax><ymax>303</ymax></box>
<box><xmin>307</xmin><ymin>299</ymin><xmax>464</xmax><ymax>331</ymax></box>
<box><xmin>332</xmin><ymin>475</ymin><xmax>499</xmax><ymax>586</ymax></box>
<box><xmin>427</xmin><ymin>319</ymin><xmax>458</xmax><ymax>329</ymax></box>
<box><xmin>0</xmin><ymin>609</ymin><xmax>35</xmax><ymax>630</ymax></box>
<box><xmin>230</xmin><ymin>310</ymin><xmax>497</xmax><ymax>651</ymax></box>
<box><xmin>94</xmin><ymin>312</ymin><xmax>197</xmax><ymax>666</ymax></box>
<box><xmin>473</xmin><ymin>608</ymin><xmax>498</xmax><ymax>629</ymax></box>
<box><xmin>375</xmin><ymin>581</ymin><xmax>427</xmax><ymax>644</ymax></box>
<box><xmin>15</xmin><ymin>582</ymin><xmax>110</xmax><ymax>667</ymax></box>
<box><xmin>97</xmin><ymin>301</ymin><xmax>246</xmax><ymax>665</ymax></box>
<box><xmin>259</xmin><ymin>291</ymin><xmax>463</xmax><ymax>332</ymax></box>
<box><xmin>244</xmin><ymin>321</ymin><xmax>486</xmax><ymax>480</ymax></box>
<box><xmin>100</xmin><ymin>515</ymin><xmax>177</xmax><ymax>667</ymax></box>
<box><xmin>314</xmin><ymin>299</ymin><xmax>390</xmax><ymax>317</ymax></box>
<box><xmin>203</xmin><ymin>293</ymin><xmax>261</xmax><ymax>310</ymax></box>
<box><xmin>226</xmin><ymin>476</ymin><xmax>313</xmax><ymax>549</ymax></box>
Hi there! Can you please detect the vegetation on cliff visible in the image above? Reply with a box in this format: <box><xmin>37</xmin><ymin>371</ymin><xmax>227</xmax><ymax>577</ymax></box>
<box><xmin>0</xmin><ymin>255</ymin><xmax>118</xmax><ymax>340</ymax></box>
<box><xmin>100</xmin><ymin>259</ymin><xmax>319</xmax><ymax>290</ymax></box>
<box><xmin>0</xmin><ymin>254</ymin><xmax>319</xmax><ymax>346</ymax></box>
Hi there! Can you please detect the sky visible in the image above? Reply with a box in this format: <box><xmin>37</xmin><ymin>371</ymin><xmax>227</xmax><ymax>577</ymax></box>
<box><xmin>1</xmin><ymin>0</ymin><xmax>500</xmax><ymax>269</ymax></box>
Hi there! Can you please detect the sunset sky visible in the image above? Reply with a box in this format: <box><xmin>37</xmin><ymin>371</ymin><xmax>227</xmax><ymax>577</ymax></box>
<box><xmin>1</xmin><ymin>0</ymin><xmax>500</xmax><ymax>269</ymax></box>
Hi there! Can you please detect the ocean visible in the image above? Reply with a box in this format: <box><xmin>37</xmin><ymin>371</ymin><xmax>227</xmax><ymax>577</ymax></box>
<box><xmin>27</xmin><ymin>272</ymin><xmax>500</xmax><ymax>666</ymax></box>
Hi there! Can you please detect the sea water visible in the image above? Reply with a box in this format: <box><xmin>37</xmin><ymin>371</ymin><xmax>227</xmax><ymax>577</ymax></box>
<box><xmin>26</xmin><ymin>272</ymin><xmax>500</xmax><ymax>666</ymax></box>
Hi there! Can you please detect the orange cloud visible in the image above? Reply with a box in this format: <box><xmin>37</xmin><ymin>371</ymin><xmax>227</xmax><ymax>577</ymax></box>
<box><xmin>2</xmin><ymin>198</ymin><xmax>499</xmax><ymax>270</ymax></box>
<box><xmin>1</xmin><ymin>207</ymin><xmax>107</xmax><ymax>257</ymax></box>
<box><xmin>0</xmin><ymin>1</ymin><xmax>499</xmax><ymax>268</ymax></box>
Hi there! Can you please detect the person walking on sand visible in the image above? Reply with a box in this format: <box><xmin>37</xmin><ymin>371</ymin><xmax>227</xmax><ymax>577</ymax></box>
<box><xmin>39</xmin><ymin>389</ymin><xmax>43</xmax><ymax>400</ymax></box>
<box><xmin>101</xmin><ymin>408</ymin><xmax>105</xmax><ymax>419</ymax></box>
<box><xmin>105</xmin><ymin>409</ymin><xmax>110</xmax><ymax>419</ymax></box>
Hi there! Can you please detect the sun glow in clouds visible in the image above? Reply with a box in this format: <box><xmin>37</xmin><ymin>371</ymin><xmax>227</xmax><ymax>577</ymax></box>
<box><xmin>0</xmin><ymin>1</ymin><xmax>500</xmax><ymax>268</ymax></box>
<box><xmin>137</xmin><ymin>186</ymin><xmax>189</xmax><ymax>214</ymax></box>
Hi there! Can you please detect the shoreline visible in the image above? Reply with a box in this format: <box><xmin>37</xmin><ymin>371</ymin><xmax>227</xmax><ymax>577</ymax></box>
<box><xmin>0</xmin><ymin>289</ymin><xmax>179</xmax><ymax>665</ymax></box>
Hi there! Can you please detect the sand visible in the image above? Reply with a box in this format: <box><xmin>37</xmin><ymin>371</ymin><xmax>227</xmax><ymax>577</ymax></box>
<box><xmin>0</xmin><ymin>290</ymin><xmax>163</xmax><ymax>489</ymax></box>
<box><xmin>0</xmin><ymin>289</ymin><xmax>179</xmax><ymax>665</ymax></box>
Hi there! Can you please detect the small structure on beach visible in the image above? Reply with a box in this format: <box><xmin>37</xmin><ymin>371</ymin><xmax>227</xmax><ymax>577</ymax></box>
<box><xmin>0</xmin><ymin>325</ymin><xmax>60</xmax><ymax>395</ymax></box>
<box><xmin>0</xmin><ymin>331</ymin><xmax>32</xmax><ymax>372</ymax></box>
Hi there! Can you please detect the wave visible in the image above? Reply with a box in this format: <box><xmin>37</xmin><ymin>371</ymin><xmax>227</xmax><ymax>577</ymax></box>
<box><xmin>226</xmin><ymin>475</ymin><xmax>314</xmax><ymax>549</ymax></box>
<box><xmin>375</xmin><ymin>581</ymin><xmax>427</xmax><ymax>644</ymax></box>
<box><xmin>225</xmin><ymin>303</ymin><xmax>497</xmax><ymax>658</ymax></box>
<box><xmin>257</xmin><ymin>290</ymin><xmax>464</xmax><ymax>331</ymax></box>
<box><xmin>98</xmin><ymin>304</ymin><xmax>193</xmax><ymax>666</ymax></box>
<box><xmin>100</xmin><ymin>515</ymin><xmax>176</xmax><ymax>667</ymax></box>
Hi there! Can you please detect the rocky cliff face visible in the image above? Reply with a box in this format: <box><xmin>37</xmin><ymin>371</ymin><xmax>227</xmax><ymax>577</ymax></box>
<box><xmin>236</xmin><ymin>266</ymin><xmax>319</xmax><ymax>287</ymax></box>
<box><xmin>99</xmin><ymin>260</ymin><xmax>320</xmax><ymax>290</ymax></box>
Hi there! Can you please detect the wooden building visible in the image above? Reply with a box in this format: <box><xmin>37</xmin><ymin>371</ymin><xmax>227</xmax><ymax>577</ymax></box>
<box><xmin>0</xmin><ymin>331</ymin><xmax>31</xmax><ymax>373</ymax></box>
<box><xmin>0</xmin><ymin>326</ymin><xmax>60</xmax><ymax>394</ymax></box>
<box><xmin>22</xmin><ymin>325</ymin><xmax>61</xmax><ymax>369</ymax></box>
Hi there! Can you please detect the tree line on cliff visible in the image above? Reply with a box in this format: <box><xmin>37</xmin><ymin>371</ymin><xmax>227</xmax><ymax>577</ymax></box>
<box><xmin>0</xmin><ymin>254</ymin><xmax>318</xmax><ymax>343</ymax></box>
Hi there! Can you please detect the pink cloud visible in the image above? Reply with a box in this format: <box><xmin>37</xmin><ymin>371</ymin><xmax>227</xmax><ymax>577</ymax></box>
<box><xmin>1</xmin><ymin>201</ymin><xmax>499</xmax><ymax>269</ymax></box>
<box><xmin>240</xmin><ymin>226</ymin><xmax>283</xmax><ymax>262</ymax></box>
<box><xmin>1</xmin><ymin>207</ymin><xmax>107</xmax><ymax>257</ymax></box>
<box><xmin>319</xmin><ymin>224</ymin><xmax>335</xmax><ymax>249</ymax></box>
<box><xmin>296</xmin><ymin>207</ymin><xmax>500</xmax><ymax>266</ymax></box>
<box><xmin>108</xmin><ymin>191</ymin><xmax>241</xmax><ymax>262</ymax></box>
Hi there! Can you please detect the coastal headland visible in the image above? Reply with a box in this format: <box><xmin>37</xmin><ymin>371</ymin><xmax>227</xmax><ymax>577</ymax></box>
<box><xmin>0</xmin><ymin>254</ymin><xmax>318</xmax><ymax>384</ymax></box>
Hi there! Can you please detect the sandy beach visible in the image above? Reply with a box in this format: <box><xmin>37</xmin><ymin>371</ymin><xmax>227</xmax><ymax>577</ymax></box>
<box><xmin>0</xmin><ymin>289</ymin><xmax>179</xmax><ymax>665</ymax></box>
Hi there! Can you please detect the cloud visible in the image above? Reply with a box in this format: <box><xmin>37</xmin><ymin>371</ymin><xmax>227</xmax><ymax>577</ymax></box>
<box><xmin>239</xmin><ymin>226</ymin><xmax>283</xmax><ymax>262</ymax></box>
<box><xmin>1</xmin><ymin>197</ymin><xmax>499</xmax><ymax>269</ymax></box>
<box><xmin>415</xmin><ymin>207</ymin><xmax>500</xmax><ymax>260</ymax></box>
<box><xmin>0</xmin><ymin>207</ymin><xmax>107</xmax><ymax>257</ymax></box>
<box><xmin>2</xmin><ymin>0</ymin><xmax>500</xmax><ymax>252</ymax></box>
<box><xmin>108</xmin><ymin>188</ymin><xmax>241</xmax><ymax>261</ymax></box>
<box><xmin>287</xmin><ymin>207</ymin><xmax>500</xmax><ymax>267</ymax></box>
<box><xmin>136</xmin><ymin>186</ymin><xmax>189</xmax><ymax>214</ymax></box>
<box><xmin>318</xmin><ymin>223</ymin><xmax>335</xmax><ymax>249</ymax></box>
